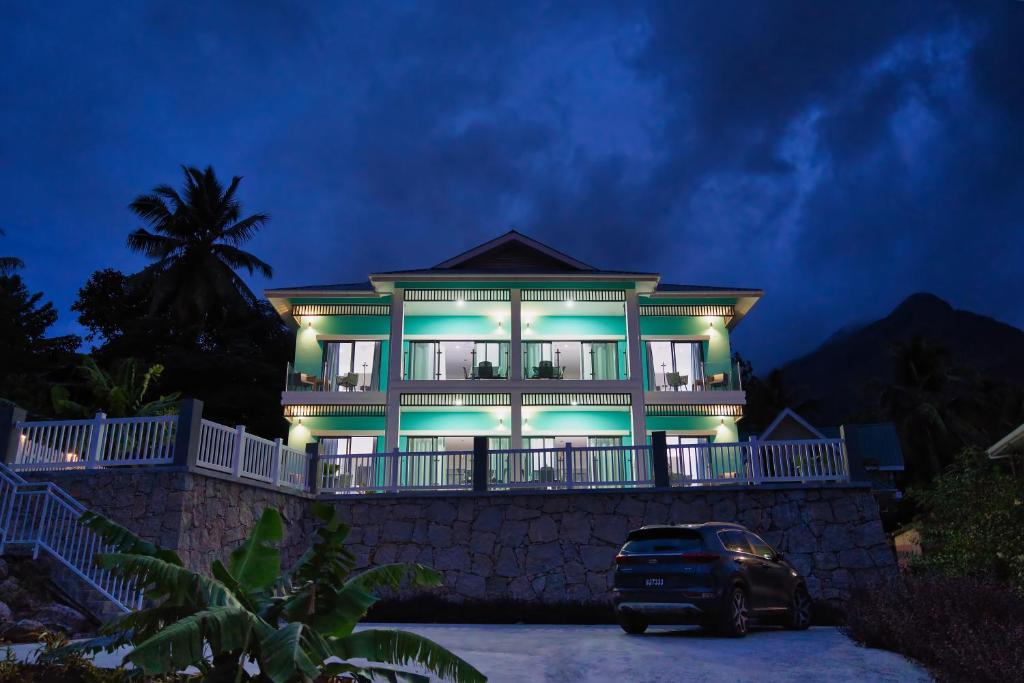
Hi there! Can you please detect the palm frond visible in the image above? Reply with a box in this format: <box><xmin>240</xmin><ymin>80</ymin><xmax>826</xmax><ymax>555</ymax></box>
<box><xmin>220</xmin><ymin>213</ymin><xmax>270</xmax><ymax>246</ymax></box>
<box><xmin>213</xmin><ymin>243</ymin><xmax>273</xmax><ymax>278</ymax></box>
<box><xmin>281</xmin><ymin>582</ymin><xmax>377</xmax><ymax>637</ymax></box>
<box><xmin>332</xmin><ymin>629</ymin><xmax>487</xmax><ymax>683</ymax></box>
<box><xmin>228</xmin><ymin>508</ymin><xmax>284</xmax><ymax>593</ymax></box>
<box><xmin>82</xmin><ymin>511</ymin><xmax>183</xmax><ymax>565</ymax></box>
<box><xmin>257</xmin><ymin>621</ymin><xmax>325</xmax><ymax>683</ymax></box>
<box><xmin>95</xmin><ymin>553</ymin><xmax>239</xmax><ymax>607</ymax></box>
<box><xmin>125</xmin><ymin>605</ymin><xmax>270</xmax><ymax>675</ymax></box>
<box><xmin>126</xmin><ymin>228</ymin><xmax>182</xmax><ymax>258</ymax></box>
<box><xmin>0</xmin><ymin>255</ymin><xmax>24</xmax><ymax>274</ymax></box>
<box><xmin>344</xmin><ymin>563</ymin><xmax>442</xmax><ymax>593</ymax></box>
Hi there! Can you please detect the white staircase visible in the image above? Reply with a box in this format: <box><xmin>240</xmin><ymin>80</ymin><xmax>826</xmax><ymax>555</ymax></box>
<box><xmin>0</xmin><ymin>462</ymin><xmax>141</xmax><ymax>613</ymax></box>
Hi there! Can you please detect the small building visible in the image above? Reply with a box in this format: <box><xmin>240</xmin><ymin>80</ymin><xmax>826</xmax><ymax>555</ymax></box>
<box><xmin>988</xmin><ymin>423</ymin><xmax>1024</xmax><ymax>474</ymax></box>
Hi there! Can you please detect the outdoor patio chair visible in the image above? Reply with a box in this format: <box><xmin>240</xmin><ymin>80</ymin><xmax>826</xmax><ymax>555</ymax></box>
<box><xmin>666</xmin><ymin>372</ymin><xmax>688</xmax><ymax>391</ymax></box>
<box><xmin>477</xmin><ymin>360</ymin><xmax>495</xmax><ymax>379</ymax></box>
<box><xmin>339</xmin><ymin>373</ymin><xmax>360</xmax><ymax>391</ymax></box>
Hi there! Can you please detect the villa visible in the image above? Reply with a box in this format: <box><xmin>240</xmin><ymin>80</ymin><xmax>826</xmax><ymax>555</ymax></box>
<box><xmin>265</xmin><ymin>231</ymin><xmax>768</xmax><ymax>492</ymax></box>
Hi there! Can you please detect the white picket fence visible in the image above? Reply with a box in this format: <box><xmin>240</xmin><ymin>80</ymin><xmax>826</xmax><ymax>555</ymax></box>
<box><xmin>12</xmin><ymin>413</ymin><xmax>176</xmax><ymax>470</ymax></box>
<box><xmin>0</xmin><ymin>462</ymin><xmax>142</xmax><ymax>612</ymax></box>
<box><xmin>7</xmin><ymin>414</ymin><xmax>848</xmax><ymax>495</ymax></box>
<box><xmin>666</xmin><ymin>438</ymin><xmax>848</xmax><ymax>486</ymax></box>
<box><xmin>196</xmin><ymin>420</ymin><xmax>309</xmax><ymax>491</ymax></box>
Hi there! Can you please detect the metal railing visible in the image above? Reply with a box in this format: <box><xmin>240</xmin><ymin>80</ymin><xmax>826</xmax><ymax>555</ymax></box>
<box><xmin>489</xmin><ymin>444</ymin><xmax>653</xmax><ymax>490</ymax></box>
<box><xmin>12</xmin><ymin>413</ymin><xmax>177</xmax><ymax>471</ymax></box>
<box><xmin>666</xmin><ymin>438</ymin><xmax>848</xmax><ymax>486</ymax></box>
<box><xmin>649</xmin><ymin>360</ymin><xmax>744</xmax><ymax>392</ymax></box>
<box><xmin>285</xmin><ymin>361</ymin><xmax>377</xmax><ymax>392</ymax></box>
<box><xmin>0</xmin><ymin>462</ymin><xmax>142</xmax><ymax>612</ymax></box>
<box><xmin>319</xmin><ymin>449</ymin><xmax>475</xmax><ymax>494</ymax></box>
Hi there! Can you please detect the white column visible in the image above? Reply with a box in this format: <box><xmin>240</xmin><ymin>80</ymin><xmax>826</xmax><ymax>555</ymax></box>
<box><xmin>509</xmin><ymin>288</ymin><xmax>522</xmax><ymax>382</ymax></box>
<box><xmin>625</xmin><ymin>291</ymin><xmax>647</xmax><ymax>447</ymax></box>
<box><xmin>384</xmin><ymin>288</ymin><xmax>404</xmax><ymax>450</ymax></box>
<box><xmin>510</xmin><ymin>389</ymin><xmax>523</xmax><ymax>450</ymax></box>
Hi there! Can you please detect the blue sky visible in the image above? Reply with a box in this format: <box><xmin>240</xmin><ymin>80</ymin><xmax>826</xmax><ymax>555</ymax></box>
<box><xmin>2</xmin><ymin>1</ymin><xmax>1022</xmax><ymax>369</ymax></box>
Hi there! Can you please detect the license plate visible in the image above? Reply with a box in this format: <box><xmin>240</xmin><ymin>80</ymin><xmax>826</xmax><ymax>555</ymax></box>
<box><xmin>645</xmin><ymin>578</ymin><xmax>664</xmax><ymax>587</ymax></box>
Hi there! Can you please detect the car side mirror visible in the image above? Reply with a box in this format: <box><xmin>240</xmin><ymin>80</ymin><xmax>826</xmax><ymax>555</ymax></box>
<box><xmin>774</xmin><ymin>551</ymin><xmax>785</xmax><ymax>562</ymax></box>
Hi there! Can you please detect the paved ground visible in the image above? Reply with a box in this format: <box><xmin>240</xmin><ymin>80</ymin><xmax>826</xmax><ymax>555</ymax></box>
<box><xmin>4</xmin><ymin>624</ymin><xmax>931</xmax><ymax>682</ymax></box>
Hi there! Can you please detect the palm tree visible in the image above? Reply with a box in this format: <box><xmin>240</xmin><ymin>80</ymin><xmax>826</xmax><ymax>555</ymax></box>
<box><xmin>0</xmin><ymin>227</ymin><xmax>25</xmax><ymax>275</ymax></box>
<box><xmin>126</xmin><ymin>166</ymin><xmax>272</xmax><ymax>326</ymax></box>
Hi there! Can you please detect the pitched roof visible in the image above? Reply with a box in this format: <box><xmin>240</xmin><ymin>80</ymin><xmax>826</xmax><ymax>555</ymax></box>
<box><xmin>265</xmin><ymin>281</ymin><xmax>374</xmax><ymax>294</ymax></box>
<box><xmin>431</xmin><ymin>230</ymin><xmax>597</xmax><ymax>272</ymax></box>
<box><xmin>988</xmin><ymin>422</ymin><xmax>1024</xmax><ymax>459</ymax></box>
<box><xmin>656</xmin><ymin>283</ymin><xmax>763</xmax><ymax>293</ymax></box>
<box><xmin>759</xmin><ymin>408</ymin><xmax>826</xmax><ymax>441</ymax></box>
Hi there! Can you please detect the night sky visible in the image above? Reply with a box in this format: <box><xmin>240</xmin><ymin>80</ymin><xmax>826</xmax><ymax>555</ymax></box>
<box><xmin>2</xmin><ymin>2</ymin><xmax>1022</xmax><ymax>370</ymax></box>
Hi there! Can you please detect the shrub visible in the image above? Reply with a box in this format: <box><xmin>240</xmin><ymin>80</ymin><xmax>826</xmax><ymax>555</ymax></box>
<box><xmin>842</xmin><ymin>574</ymin><xmax>1024</xmax><ymax>682</ymax></box>
<box><xmin>910</xmin><ymin>448</ymin><xmax>1024</xmax><ymax>590</ymax></box>
<box><xmin>50</xmin><ymin>503</ymin><xmax>485</xmax><ymax>682</ymax></box>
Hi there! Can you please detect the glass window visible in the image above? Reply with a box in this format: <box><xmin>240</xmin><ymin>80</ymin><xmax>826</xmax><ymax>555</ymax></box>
<box><xmin>583</xmin><ymin>342</ymin><xmax>619</xmax><ymax>380</ymax></box>
<box><xmin>646</xmin><ymin>341</ymin><xmax>704</xmax><ymax>391</ymax></box>
<box><xmin>719</xmin><ymin>530</ymin><xmax>752</xmax><ymax>554</ymax></box>
<box><xmin>622</xmin><ymin>530</ymin><xmax>703</xmax><ymax>554</ymax></box>
<box><xmin>745</xmin><ymin>532</ymin><xmax>776</xmax><ymax>560</ymax></box>
<box><xmin>323</xmin><ymin>341</ymin><xmax>380</xmax><ymax>390</ymax></box>
<box><xmin>665</xmin><ymin>435</ymin><xmax>708</xmax><ymax>481</ymax></box>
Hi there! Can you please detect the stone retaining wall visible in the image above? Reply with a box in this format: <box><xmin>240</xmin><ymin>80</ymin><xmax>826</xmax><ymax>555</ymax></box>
<box><xmin>27</xmin><ymin>470</ymin><xmax>895</xmax><ymax>603</ymax></box>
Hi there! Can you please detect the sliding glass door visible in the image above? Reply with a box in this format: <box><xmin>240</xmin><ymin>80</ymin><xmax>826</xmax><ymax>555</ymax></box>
<box><xmin>408</xmin><ymin>341</ymin><xmax>509</xmax><ymax>379</ymax></box>
<box><xmin>323</xmin><ymin>341</ymin><xmax>381</xmax><ymax>390</ymax></box>
<box><xmin>665</xmin><ymin>435</ymin><xmax>709</xmax><ymax>482</ymax></box>
<box><xmin>319</xmin><ymin>436</ymin><xmax>379</xmax><ymax>488</ymax></box>
<box><xmin>646</xmin><ymin>341</ymin><xmax>704</xmax><ymax>391</ymax></box>
<box><xmin>524</xmin><ymin>341</ymin><xmax>620</xmax><ymax>380</ymax></box>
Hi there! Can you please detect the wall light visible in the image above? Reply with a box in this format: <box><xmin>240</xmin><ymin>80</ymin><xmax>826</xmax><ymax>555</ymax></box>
<box><xmin>566</xmin><ymin>298</ymin><xmax>575</xmax><ymax>308</ymax></box>
<box><xmin>456</xmin><ymin>298</ymin><xmax>466</xmax><ymax>307</ymax></box>
<box><xmin>454</xmin><ymin>398</ymin><xmax>464</xmax><ymax>406</ymax></box>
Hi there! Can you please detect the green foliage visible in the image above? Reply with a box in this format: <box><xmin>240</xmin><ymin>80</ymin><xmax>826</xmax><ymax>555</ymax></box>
<box><xmin>57</xmin><ymin>505</ymin><xmax>485</xmax><ymax>683</ymax></box>
<box><xmin>50</xmin><ymin>356</ymin><xmax>181</xmax><ymax>418</ymax></box>
<box><xmin>910</xmin><ymin>447</ymin><xmax>1024</xmax><ymax>590</ymax></box>
<box><xmin>0</xmin><ymin>273</ymin><xmax>80</xmax><ymax>414</ymax></box>
<box><xmin>126</xmin><ymin>165</ymin><xmax>273</xmax><ymax>326</ymax></box>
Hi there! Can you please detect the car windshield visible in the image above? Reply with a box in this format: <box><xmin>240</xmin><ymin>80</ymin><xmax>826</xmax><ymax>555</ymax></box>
<box><xmin>621</xmin><ymin>531</ymin><xmax>703</xmax><ymax>554</ymax></box>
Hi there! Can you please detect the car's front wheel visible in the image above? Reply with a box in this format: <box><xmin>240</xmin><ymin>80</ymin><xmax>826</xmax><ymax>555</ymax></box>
<box><xmin>718</xmin><ymin>586</ymin><xmax>749</xmax><ymax>637</ymax></box>
<box><xmin>786</xmin><ymin>585</ymin><xmax>812</xmax><ymax>630</ymax></box>
<box><xmin>617</xmin><ymin>612</ymin><xmax>648</xmax><ymax>635</ymax></box>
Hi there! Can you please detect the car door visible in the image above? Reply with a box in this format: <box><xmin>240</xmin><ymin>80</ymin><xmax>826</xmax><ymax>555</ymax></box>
<box><xmin>719</xmin><ymin>530</ymin><xmax>770</xmax><ymax>609</ymax></box>
<box><xmin>745</xmin><ymin>532</ymin><xmax>789</xmax><ymax>608</ymax></box>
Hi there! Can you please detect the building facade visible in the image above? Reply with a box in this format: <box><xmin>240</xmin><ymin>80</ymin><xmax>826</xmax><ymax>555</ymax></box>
<box><xmin>266</xmin><ymin>232</ymin><xmax>762</xmax><ymax>488</ymax></box>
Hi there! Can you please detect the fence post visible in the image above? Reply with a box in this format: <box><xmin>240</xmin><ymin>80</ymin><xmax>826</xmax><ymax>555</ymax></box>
<box><xmin>651</xmin><ymin>430</ymin><xmax>670</xmax><ymax>488</ymax></box>
<box><xmin>0</xmin><ymin>404</ymin><xmax>27</xmax><ymax>465</ymax></box>
<box><xmin>172</xmin><ymin>399</ymin><xmax>204</xmax><ymax>469</ymax></box>
<box><xmin>305</xmin><ymin>442</ymin><xmax>320</xmax><ymax>495</ymax></box>
<box><xmin>748</xmin><ymin>436</ymin><xmax>761</xmax><ymax>484</ymax></box>
<box><xmin>271</xmin><ymin>438</ymin><xmax>282</xmax><ymax>487</ymax></box>
<box><xmin>85</xmin><ymin>412</ymin><xmax>106</xmax><ymax>469</ymax></box>
<box><xmin>472</xmin><ymin>436</ymin><xmax>488</xmax><ymax>493</ymax></box>
<box><xmin>564</xmin><ymin>441</ymin><xmax>574</xmax><ymax>490</ymax></box>
<box><xmin>231</xmin><ymin>426</ymin><xmax>246</xmax><ymax>479</ymax></box>
<box><xmin>389</xmin><ymin>447</ymin><xmax>400</xmax><ymax>492</ymax></box>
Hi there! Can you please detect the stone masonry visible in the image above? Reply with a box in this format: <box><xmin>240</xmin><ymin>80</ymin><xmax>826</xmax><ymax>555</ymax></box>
<box><xmin>27</xmin><ymin>469</ymin><xmax>895</xmax><ymax>604</ymax></box>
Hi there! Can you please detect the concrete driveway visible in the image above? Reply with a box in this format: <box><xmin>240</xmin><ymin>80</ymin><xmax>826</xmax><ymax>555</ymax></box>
<box><xmin>4</xmin><ymin>623</ymin><xmax>931</xmax><ymax>682</ymax></box>
<box><xmin>377</xmin><ymin>623</ymin><xmax>931</xmax><ymax>683</ymax></box>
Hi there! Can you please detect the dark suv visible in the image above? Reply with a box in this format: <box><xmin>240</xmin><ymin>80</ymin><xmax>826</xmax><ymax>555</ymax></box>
<box><xmin>612</xmin><ymin>522</ymin><xmax>811</xmax><ymax>637</ymax></box>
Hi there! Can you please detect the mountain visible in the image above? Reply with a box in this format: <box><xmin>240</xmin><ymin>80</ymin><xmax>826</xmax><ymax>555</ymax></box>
<box><xmin>776</xmin><ymin>293</ymin><xmax>1024</xmax><ymax>423</ymax></box>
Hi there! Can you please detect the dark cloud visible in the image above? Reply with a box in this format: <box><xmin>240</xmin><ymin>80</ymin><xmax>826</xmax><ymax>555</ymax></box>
<box><xmin>0</xmin><ymin>1</ymin><xmax>1021</xmax><ymax>368</ymax></box>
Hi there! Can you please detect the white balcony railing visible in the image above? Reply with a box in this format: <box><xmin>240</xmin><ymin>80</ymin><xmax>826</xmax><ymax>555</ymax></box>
<box><xmin>12</xmin><ymin>413</ymin><xmax>177</xmax><ymax>470</ymax></box>
<box><xmin>666</xmin><ymin>438</ymin><xmax>848</xmax><ymax>486</ymax></box>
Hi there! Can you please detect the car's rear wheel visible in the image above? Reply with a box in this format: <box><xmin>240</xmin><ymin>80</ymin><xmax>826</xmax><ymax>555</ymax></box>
<box><xmin>617</xmin><ymin>612</ymin><xmax>648</xmax><ymax>635</ymax></box>
<box><xmin>718</xmin><ymin>586</ymin><xmax>749</xmax><ymax>637</ymax></box>
<box><xmin>786</xmin><ymin>585</ymin><xmax>812</xmax><ymax>630</ymax></box>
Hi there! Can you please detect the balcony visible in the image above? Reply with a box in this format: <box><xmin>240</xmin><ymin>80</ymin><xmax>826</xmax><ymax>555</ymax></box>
<box><xmin>404</xmin><ymin>341</ymin><xmax>510</xmax><ymax>380</ymax></box>
<box><xmin>522</xmin><ymin>340</ymin><xmax>624</xmax><ymax>380</ymax></box>
<box><xmin>647</xmin><ymin>360</ymin><xmax>743</xmax><ymax>392</ymax></box>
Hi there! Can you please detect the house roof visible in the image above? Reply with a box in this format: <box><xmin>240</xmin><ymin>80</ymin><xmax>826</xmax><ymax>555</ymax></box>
<box><xmin>759</xmin><ymin>408</ymin><xmax>826</xmax><ymax>441</ymax></box>
<box><xmin>988</xmin><ymin>422</ymin><xmax>1024</xmax><ymax>459</ymax></box>
<box><xmin>265</xmin><ymin>281</ymin><xmax>374</xmax><ymax>295</ymax></box>
<box><xmin>655</xmin><ymin>283</ymin><xmax>763</xmax><ymax>294</ymax></box>
<box><xmin>432</xmin><ymin>230</ymin><xmax>597</xmax><ymax>271</ymax></box>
